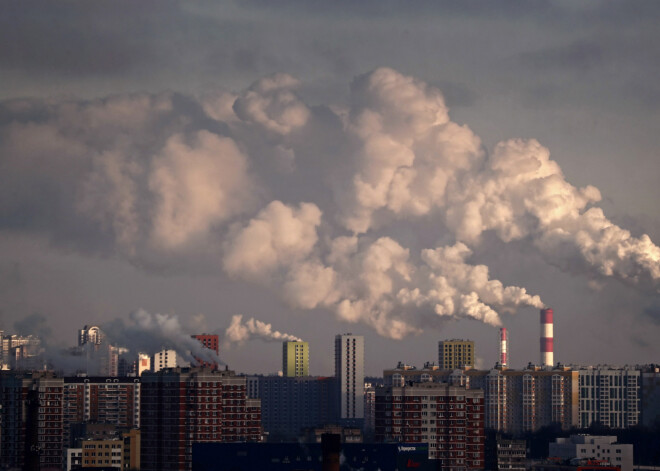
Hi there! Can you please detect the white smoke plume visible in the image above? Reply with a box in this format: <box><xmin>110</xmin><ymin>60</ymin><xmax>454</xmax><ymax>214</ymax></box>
<box><xmin>224</xmin><ymin>314</ymin><xmax>303</xmax><ymax>347</ymax></box>
<box><xmin>332</xmin><ymin>69</ymin><xmax>660</xmax><ymax>286</ymax></box>
<box><xmin>102</xmin><ymin>309</ymin><xmax>223</xmax><ymax>366</ymax></box>
<box><xmin>290</xmin><ymin>237</ymin><xmax>542</xmax><ymax>339</ymax></box>
<box><xmin>223</xmin><ymin>200</ymin><xmax>322</xmax><ymax>280</ymax></box>
<box><xmin>1</xmin><ymin>67</ymin><xmax>658</xmax><ymax>340</ymax></box>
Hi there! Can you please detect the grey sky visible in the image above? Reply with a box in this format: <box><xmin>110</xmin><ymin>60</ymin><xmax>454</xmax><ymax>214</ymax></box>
<box><xmin>0</xmin><ymin>1</ymin><xmax>658</xmax><ymax>376</ymax></box>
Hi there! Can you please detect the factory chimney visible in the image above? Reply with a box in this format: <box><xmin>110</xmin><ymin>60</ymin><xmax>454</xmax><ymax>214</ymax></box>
<box><xmin>499</xmin><ymin>327</ymin><xmax>508</xmax><ymax>367</ymax></box>
<box><xmin>540</xmin><ymin>308</ymin><xmax>554</xmax><ymax>367</ymax></box>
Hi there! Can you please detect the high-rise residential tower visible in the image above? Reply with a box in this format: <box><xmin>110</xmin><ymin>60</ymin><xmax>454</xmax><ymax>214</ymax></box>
<box><xmin>78</xmin><ymin>325</ymin><xmax>104</xmax><ymax>347</ymax></box>
<box><xmin>140</xmin><ymin>367</ymin><xmax>262</xmax><ymax>470</ymax></box>
<box><xmin>335</xmin><ymin>334</ymin><xmax>364</xmax><ymax>426</ymax></box>
<box><xmin>282</xmin><ymin>341</ymin><xmax>309</xmax><ymax>377</ymax></box>
<box><xmin>577</xmin><ymin>366</ymin><xmax>639</xmax><ymax>429</ymax></box>
<box><xmin>375</xmin><ymin>382</ymin><xmax>485</xmax><ymax>466</ymax></box>
<box><xmin>438</xmin><ymin>339</ymin><xmax>475</xmax><ymax>369</ymax></box>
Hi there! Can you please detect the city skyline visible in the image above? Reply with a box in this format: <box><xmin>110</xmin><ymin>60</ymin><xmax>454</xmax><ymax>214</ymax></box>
<box><xmin>1</xmin><ymin>2</ymin><xmax>659</xmax><ymax>378</ymax></box>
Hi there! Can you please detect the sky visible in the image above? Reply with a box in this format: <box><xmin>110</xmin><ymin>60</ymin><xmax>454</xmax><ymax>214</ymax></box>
<box><xmin>1</xmin><ymin>1</ymin><xmax>659</xmax><ymax>376</ymax></box>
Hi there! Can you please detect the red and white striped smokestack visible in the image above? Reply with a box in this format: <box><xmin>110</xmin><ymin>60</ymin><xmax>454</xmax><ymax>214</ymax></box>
<box><xmin>540</xmin><ymin>308</ymin><xmax>553</xmax><ymax>367</ymax></box>
<box><xmin>499</xmin><ymin>327</ymin><xmax>507</xmax><ymax>367</ymax></box>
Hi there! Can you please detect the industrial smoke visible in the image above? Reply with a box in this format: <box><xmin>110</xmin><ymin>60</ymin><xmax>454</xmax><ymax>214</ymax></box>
<box><xmin>1</xmin><ymin>67</ymin><xmax>658</xmax><ymax>339</ymax></box>
<box><xmin>102</xmin><ymin>309</ymin><xmax>222</xmax><ymax>366</ymax></box>
<box><xmin>223</xmin><ymin>314</ymin><xmax>303</xmax><ymax>348</ymax></box>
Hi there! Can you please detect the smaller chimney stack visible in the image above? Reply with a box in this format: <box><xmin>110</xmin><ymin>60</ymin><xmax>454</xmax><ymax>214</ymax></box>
<box><xmin>540</xmin><ymin>308</ymin><xmax>554</xmax><ymax>367</ymax></box>
<box><xmin>499</xmin><ymin>327</ymin><xmax>508</xmax><ymax>367</ymax></box>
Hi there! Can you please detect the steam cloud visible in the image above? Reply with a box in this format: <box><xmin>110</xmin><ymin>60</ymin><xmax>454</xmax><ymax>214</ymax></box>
<box><xmin>1</xmin><ymin>68</ymin><xmax>658</xmax><ymax>339</ymax></box>
<box><xmin>103</xmin><ymin>309</ymin><xmax>222</xmax><ymax>366</ymax></box>
<box><xmin>224</xmin><ymin>314</ymin><xmax>303</xmax><ymax>347</ymax></box>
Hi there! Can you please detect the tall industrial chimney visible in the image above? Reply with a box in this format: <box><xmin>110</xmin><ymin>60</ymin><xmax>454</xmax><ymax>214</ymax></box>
<box><xmin>540</xmin><ymin>308</ymin><xmax>553</xmax><ymax>367</ymax></box>
<box><xmin>499</xmin><ymin>327</ymin><xmax>508</xmax><ymax>367</ymax></box>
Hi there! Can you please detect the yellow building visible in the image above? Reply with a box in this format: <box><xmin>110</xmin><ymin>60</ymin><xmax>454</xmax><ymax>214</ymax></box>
<box><xmin>82</xmin><ymin>439</ymin><xmax>123</xmax><ymax>468</ymax></box>
<box><xmin>438</xmin><ymin>339</ymin><xmax>475</xmax><ymax>369</ymax></box>
<box><xmin>123</xmin><ymin>428</ymin><xmax>140</xmax><ymax>470</ymax></box>
<box><xmin>82</xmin><ymin>429</ymin><xmax>140</xmax><ymax>469</ymax></box>
<box><xmin>282</xmin><ymin>341</ymin><xmax>309</xmax><ymax>377</ymax></box>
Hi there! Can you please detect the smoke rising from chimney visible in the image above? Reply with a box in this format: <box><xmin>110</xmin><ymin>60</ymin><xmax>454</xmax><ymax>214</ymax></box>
<box><xmin>223</xmin><ymin>314</ymin><xmax>303</xmax><ymax>347</ymax></box>
<box><xmin>102</xmin><ymin>309</ymin><xmax>223</xmax><ymax>366</ymax></box>
<box><xmin>0</xmin><ymin>67</ymin><xmax>658</xmax><ymax>340</ymax></box>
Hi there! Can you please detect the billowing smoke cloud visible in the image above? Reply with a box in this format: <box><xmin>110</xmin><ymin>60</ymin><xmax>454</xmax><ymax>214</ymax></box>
<box><xmin>224</xmin><ymin>314</ymin><xmax>303</xmax><ymax>347</ymax></box>
<box><xmin>223</xmin><ymin>200</ymin><xmax>322</xmax><ymax>280</ymax></box>
<box><xmin>103</xmin><ymin>309</ymin><xmax>222</xmax><ymax>365</ymax></box>
<box><xmin>1</xmin><ymin>67</ymin><xmax>658</xmax><ymax>340</ymax></box>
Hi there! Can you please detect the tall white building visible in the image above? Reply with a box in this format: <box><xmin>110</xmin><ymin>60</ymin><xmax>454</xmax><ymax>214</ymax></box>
<box><xmin>334</xmin><ymin>333</ymin><xmax>364</xmax><ymax>425</ymax></box>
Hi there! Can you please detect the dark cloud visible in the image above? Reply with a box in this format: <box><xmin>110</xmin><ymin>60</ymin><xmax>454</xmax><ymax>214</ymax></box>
<box><xmin>519</xmin><ymin>40</ymin><xmax>604</xmax><ymax>71</ymax></box>
<box><xmin>0</xmin><ymin>1</ymin><xmax>183</xmax><ymax>77</ymax></box>
<box><xmin>431</xmin><ymin>80</ymin><xmax>479</xmax><ymax>108</ymax></box>
<box><xmin>14</xmin><ymin>312</ymin><xmax>51</xmax><ymax>337</ymax></box>
<box><xmin>643</xmin><ymin>301</ymin><xmax>660</xmax><ymax>326</ymax></box>
<box><xmin>0</xmin><ymin>262</ymin><xmax>22</xmax><ymax>292</ymax></box>
<box><xmin>233</xmin><ymin>0</ymin><xmax>561</xmax><ymax>22</ymax></box>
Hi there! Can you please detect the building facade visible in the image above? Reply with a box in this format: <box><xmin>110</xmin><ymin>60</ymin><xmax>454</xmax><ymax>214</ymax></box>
<box><xmin>152</xmin><ymin>348</ymin><xmax>188</xmax><ymax>372</ymax></box>
<box><xmin>0</xmin><ymin>334</ymin><xmax>43</xmax><ymax>370</ymax></box>
<box><xmin>0</xmin><ymin>372</ymin><xmax>141</xmax><ymax>470</ymax></box>
<box><xmin>78</xmin><ymin>325</ymin><xmax>105</xmax><ymax>347</ymax></box>
<box><xmin>63</xmin><ymin>376</ymin><xmax>141</xmax><ymax>448</ymax></box>
<box><xmin>0</xmin><ymin>372</ymin><xmax>64</xmax><ymax>470</ymax></box>
<box><xmin>282</xmin><ymin>341</ymin><xmax>309</xmax><ymax>377</ymax></box>
<box><xmin>81</xmin><ymin>437</ymin><xmax>124</xmax><ymax>468</ymax></box>
<box><xmin>335</xmin><ymin>334</ymin><xmax>364</xmax><ymax>426</ymax></box>
<box><xmin>192</xmin><ymin>334</ymin><xmax>220</xmax><ymax>370</ymax></box>
<box><xmin>364</xmin><ymin>382</ymin><xmax>376</xmax><ymax>434</ymax></box>
<box><xmin>549</xmin><ymin>435</ymin><xmax>633</xmax><ymax>471</ymax></box>
<box><xmin>140</xmin><ymin>367</ymin><xmax>262</xmax><ymax>471</ymax></box>
<box><xmin>137</xmin><ymin>352</ymin><xmax>151</xmax><ymax>376</ymax></box>
<box><xmin>438</xmin><ymin>339</ymin><xmax>475</xmax><ymax>370</ymax></box>
<box><xmin>375</xmin><ymin>381</ymin><xmax>485</xmax><ymax>469</ymax></box>
<box><xmin>639</xmin><ymin>365</ymin><xmax>660</xmax><ymax>427</ymax></box>
<box><xmin>246</xmin><ymin>375</ymin><xmax>336</xmax><ymax>440</ymax></box>
<box><xmin>384</xmin><ymin>364</ymin><xmax>579</xmax><ymax>434</ymax></box>
<box><xmin>79</xmin><ymin>429</ymin><xmax>140</xmax><ymax>470</ymax></box>
<box><xmin>577</xmin><ymin>366</ymin><xmax>640</xmax><ymax>428</ymax></box>
<box><xmin>495</xmin><ymin>436</ymin><xmax>526</xmax><ymax>471</ymax></box>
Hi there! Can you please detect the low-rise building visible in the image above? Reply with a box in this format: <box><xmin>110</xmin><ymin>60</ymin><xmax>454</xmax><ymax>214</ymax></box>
<box><xmin>66</xmin><ymin>447</ymin><xmax>82</xmax><ymax>470</ymax></box>
<box><xmin>496</xmin><ymin>436</ymin><xmax>526</xmax><ymax>471</ymax></box>
<box><xmin>82</xmin><ymin>437</ymin><xmax>123</xmax><ymax>468</ymax></box>
<box><xmin>549</xmin><ymin>435</ymin><xmax>633</xmax><ymax>471</ymax></box>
